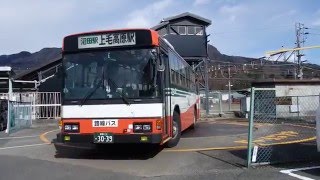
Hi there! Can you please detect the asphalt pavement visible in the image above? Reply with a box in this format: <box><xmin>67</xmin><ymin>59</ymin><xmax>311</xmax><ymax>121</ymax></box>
<box><xmin>0</xmin><ymin>119</ymin><xmax>319</xmax><ymax>180</ymax></box>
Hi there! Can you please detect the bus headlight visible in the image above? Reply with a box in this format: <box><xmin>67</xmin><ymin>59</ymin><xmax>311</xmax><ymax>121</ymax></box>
<box><xmin>64</xmin><ymin>123</ymin><xmax>79</xmax><ymax>132</ymax></box>
<box><xmin>143</xmin><ymin>125</ymin><xmax>151</xmax><ymax>131</ymax></box>
<box><xmin>133</xmin><ymin>124</ymin><xmax>142</xmax><ymax>131</ymax></box>
<box><xmin>71</xmin><ymin>124</ymin><xmax>79</xmax><ymax>131</ymax></box>
<box><xmin>133</xmin><ymin>123</ymin><xmax>152</xmax><ymax>133</ymax></box>
<box><xmin>64</xmin><ymin>125</ymin><xmax>72</xmax><ymax>131</ymax></box>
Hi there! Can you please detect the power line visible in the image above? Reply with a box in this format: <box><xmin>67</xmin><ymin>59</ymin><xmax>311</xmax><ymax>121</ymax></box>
<box><xmin>308</xmin><ymin>27</ymin><xmax>320</xmax><ymax>31</ymax></box>
<box><xmin>308</xmin><ymin>33</ymin><xmax>320</xmax><ymax>36</ymax></box>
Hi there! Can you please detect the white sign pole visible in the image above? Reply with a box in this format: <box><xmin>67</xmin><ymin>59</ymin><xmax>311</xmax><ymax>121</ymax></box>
<box><xmin>252</xmin><ymin>145</ymin><xmax>259</xmax><ymax>163</ymax></box>
<box><xmin>5</xmin><ymin>78</ymin><xmax>12</xmax><ymax>134</ymax></box>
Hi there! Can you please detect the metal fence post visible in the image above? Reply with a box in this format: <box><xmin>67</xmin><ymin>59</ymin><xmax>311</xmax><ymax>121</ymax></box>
<box><xmin>204</xmin><ymin>58</ymin><xmax>209</xmax><ymax>116</ymax></box>
<box><xmin>247</xmin><ymin>87</ymin><xmax>255</xmax><ymax>167</ymax></box>
<box><xmin>5</xmin><ymin>100</ymin><xmax>10</xmax><ymax>134</ymax></box>
<box><xmin>219</xmin><ymin>92</ymin><xmax>223</xmax><ymax>115</ymax></box>
<box><xmin>297</xmin><ymin>96</ymin><xmax>300</xmax><ymax>119</ymax></box>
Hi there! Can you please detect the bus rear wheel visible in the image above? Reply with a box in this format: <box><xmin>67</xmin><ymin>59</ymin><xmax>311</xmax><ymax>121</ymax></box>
<box><xmin>166</xmin><ymin>111</ymin><xmax>181</xmax><ymax>148</ymax></box>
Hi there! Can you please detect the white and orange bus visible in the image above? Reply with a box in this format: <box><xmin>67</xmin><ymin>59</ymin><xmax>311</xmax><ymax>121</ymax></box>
<box><xmin>55</xmin><ymin>29</ymin><xmax>200</xmax><ymax>149</ymax></box>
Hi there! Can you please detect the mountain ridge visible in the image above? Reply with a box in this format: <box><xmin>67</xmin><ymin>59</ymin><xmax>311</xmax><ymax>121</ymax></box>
<box><xmin>0</xmin><ymin>45</ymin><xmax>319</xmax><ymax>90</ymax></box>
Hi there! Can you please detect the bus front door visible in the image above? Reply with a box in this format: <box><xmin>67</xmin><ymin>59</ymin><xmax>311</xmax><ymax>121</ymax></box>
<box><xmin>162</xmin><ymin>52</ymin><xmax>171</xmax><ymax>140</ymax></box>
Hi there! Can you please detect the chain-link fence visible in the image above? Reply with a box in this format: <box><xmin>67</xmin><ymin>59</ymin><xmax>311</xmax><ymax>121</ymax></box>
<box><xmin>200</xmin><ymin>90</ymin><xmax>244</xmax><ymax>116</ymax></box>
<box><xmin>247</xmin><ymin>87</ymin><xmax>319</xmax><ymax>166</ymax></box>
<box><xmin>0</xmin><ymin>92</ymin><xmax>61</xmax><ymax>120</ymax></box>
<box><xmin>6</xmin><ymin>101</ymin><xmax>32</xmax><ymax>134</ymax></box>
<box><xmin>0</xmin><ymin>92</ymin><xmax>61</xmax><ymax>133</ymax></box>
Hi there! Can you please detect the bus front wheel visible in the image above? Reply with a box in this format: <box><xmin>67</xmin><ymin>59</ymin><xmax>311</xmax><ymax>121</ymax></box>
<box><xmin>166</xmin><ymin>111</ymin><xmax>181</xmax><ymax>148</ymax></box>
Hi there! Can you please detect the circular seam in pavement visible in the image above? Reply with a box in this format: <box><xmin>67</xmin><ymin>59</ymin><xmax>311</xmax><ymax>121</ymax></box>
<box><xmin>39</xmin><ymin>122</ymin><xmax>317</xmax><ymax>153</ymax></box>
<box><xmin>181</xmin><ymin>121</ymin><xmax>249</xmax><ymax>138</ymax></box>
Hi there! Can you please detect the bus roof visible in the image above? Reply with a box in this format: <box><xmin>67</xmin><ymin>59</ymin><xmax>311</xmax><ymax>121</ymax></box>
<box><xmin>63</xmin><ymin>28</ymin><xmax>156</xmax><ymax>39</ymax></box>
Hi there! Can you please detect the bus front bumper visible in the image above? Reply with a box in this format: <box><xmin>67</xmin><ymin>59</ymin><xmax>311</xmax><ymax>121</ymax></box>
<box><xmin>55</xmin><ymin>133</ymin><xmax>162</xmax><ymax>146</ymax></box>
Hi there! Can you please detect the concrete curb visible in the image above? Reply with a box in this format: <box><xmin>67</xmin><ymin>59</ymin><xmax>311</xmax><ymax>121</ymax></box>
<box><xmin>31</xmin><ymin>119</ymin><xmax>59</xmax><ymax>128</ymax></box>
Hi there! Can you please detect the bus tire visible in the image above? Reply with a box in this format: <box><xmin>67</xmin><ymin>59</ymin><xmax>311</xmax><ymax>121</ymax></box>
<box><xmin>166</xmin><ymin>111</ymin><xmax>181</xmax><ymax>148</ymax></box>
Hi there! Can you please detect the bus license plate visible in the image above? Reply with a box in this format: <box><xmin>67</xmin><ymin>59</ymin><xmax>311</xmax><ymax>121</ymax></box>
<box><xmin>93</xmin><ymin>133</ymin><xmax>113</xmax><ymax>143</ymax></box>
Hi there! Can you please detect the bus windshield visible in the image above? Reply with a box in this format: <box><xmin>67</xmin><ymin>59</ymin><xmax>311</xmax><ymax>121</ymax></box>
<box><xmin>63</xmin><ymin>48</ymin><xmax>161</xmax><ymax>101</ymax></box>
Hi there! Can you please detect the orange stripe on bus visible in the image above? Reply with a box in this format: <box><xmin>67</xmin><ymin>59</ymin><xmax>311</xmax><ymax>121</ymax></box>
<box><xmin>150</xmin><ymin>30</ymin><xmax>160</xmax><ymax>46</ymax></box>
<box><xmin>62</xmin><ymin>118</ymin><xmax>163</xmax><ymax>134</ymax></box>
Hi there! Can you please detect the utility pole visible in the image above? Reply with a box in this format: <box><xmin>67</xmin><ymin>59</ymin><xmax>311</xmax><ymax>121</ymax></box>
<box><xmin>228</xmin><ymin>65</ymin><xmax>231</xmax><ymax>111</ymax></box>
<box><xmin>295</xmin><ymin>22</ymin><xmax>308</xmax><ymax>79</ymax></box>
<box><xmin>204</xmin><ymin>58</ymin><xmax>209</xmax><ymax>115</ymax></box>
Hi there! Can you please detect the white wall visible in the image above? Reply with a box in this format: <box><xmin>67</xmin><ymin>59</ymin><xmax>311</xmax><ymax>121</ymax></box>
<box><xmin>275</xmin><ymin>85</ymin><xmax>320</xmax><ymax>119</ymax></box>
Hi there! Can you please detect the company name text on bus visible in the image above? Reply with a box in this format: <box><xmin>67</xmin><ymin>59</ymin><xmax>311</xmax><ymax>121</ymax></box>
<box><xmin>78</xmin><ymin>32</ymin><xmax>136</xmax><ymax>49</ymax></box>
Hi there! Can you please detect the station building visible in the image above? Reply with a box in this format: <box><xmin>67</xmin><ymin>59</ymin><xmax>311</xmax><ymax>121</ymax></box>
<box><xmin>240</xmin><ymin>80</ymin><xmax>320</xmax><ymax>120</ymax></box>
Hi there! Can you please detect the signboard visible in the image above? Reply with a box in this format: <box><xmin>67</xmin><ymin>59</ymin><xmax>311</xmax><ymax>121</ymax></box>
<box><xmin>63</xmin><ymin>29</ymin><xmax>155</xmax><ymax>52</ymax></box>
<box><xmin>78</xmin><ymin>32</ymin><xmax>136</xmax><ymax>49</ymax></box>
<box><xmin>275</xmin><ymin>97</ymin><xmax>292</xmax><ymax>105</ymax></box>
<box><xmin>92</xmin><ymin>119</ymin><xmax>118</xmax><ymax>127</ymax></box>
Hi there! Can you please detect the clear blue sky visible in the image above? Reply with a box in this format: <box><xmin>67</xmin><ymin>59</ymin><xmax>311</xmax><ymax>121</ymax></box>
<box><xmin>0</xmin><ymin>0</ymin><xmax>319</xmax><ymax>64</ymax></box>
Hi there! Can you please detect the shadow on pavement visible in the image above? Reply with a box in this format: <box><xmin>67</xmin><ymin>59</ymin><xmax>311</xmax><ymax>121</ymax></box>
<box><xmin>181</xmin><ymin>122</ymin><xmax>247</xmax><ymax>138</ymax></box>
<box><xmin>296</xmin><ymin>168</ymin><xmax>320</xmax><ymax>178</ymax></box>
<box><xmin>53</xmin><ymin>138</ymin><xmax>163</xmax><ymax>160</ymax></box>
<box><xmin>197</xmin><ymin>148</ymin><xmax>248</xmax><ymax>168</ymax></box>
<box><xmin>198</xmin><ymin>149</ymin><xmax>247</xmax><ymax>168</ymax></box>
<box><xmin>249</xmin><ymin>141</ymin><xmax>320</xmax><ymax>165</ymax></box>
<box><xmin>270</xmin><ymin>142</ymin><xmax>320</xmax><ymax>179</ymax></box>
<box><xmin>228</xmin><ymin>141</ymin><xmax>320</xmax><ymax>170</ymax></box>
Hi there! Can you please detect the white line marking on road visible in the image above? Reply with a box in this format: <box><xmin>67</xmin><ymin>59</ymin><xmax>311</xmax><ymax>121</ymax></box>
<box><xmin>280</xmin><ymin>166</ymin><xmax>320</xmax><ymax>180</ymax></box>
<box><xmin>0</xmin><ymin>143</ymin><xmax>50</xmax><ymax>150</ymax></box>
<box><xmin>0</xmin><ymin>135</ymin><xmax>39</xmax><ymax>140</ymax></box>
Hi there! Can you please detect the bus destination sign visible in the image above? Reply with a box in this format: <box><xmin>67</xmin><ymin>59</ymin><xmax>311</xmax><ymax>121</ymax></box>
<box><xmin>78</xmin><ymin>32</ymin><xmax>136</xmax><ymax>49</ymax></box>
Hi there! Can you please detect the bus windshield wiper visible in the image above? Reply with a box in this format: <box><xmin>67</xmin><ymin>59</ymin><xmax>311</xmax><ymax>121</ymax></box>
<box><xmin>80</xmin><ymin>78</ymin><xmax>103</xmax><ymax>106</ymax></box>
<box><xmin>108</xmin><ymin>78</ymin><xmax>131</xmax><ymax>106</ymax></box>
<box><xmin>80</xmin><ymin>67</ymin><xmax>105</xmax><ymax>106</ymax></box>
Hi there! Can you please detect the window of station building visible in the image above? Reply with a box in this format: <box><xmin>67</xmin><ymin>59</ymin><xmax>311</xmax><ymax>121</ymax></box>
<box><xmin>169</xmin><ymin>25</ymin><xmax>204</xmax><ymax>36</ymax></box>
<box><xmin>170</xmin><ymin>26</ymin><xmax>179</xmax><ymax>35</ymax></box>
<box><xmin>178</xmin><ymin>26</ymin><xmax>186</xmax><ymax>35</ymax></box>
<box><xmin>187</xmin><ymin>26</ymin><xmax>196</xmax><ymax>35</ymax></box>
<box><xmin>195</xmin><ymin>26</ymin><xmax>203</xmax><ymax>35</ymax></box>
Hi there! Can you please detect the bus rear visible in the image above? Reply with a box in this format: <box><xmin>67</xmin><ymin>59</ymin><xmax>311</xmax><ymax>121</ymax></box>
<box><xmin>55</xmin><ymin>29</ymin><xmax>169</xmax><ymax>147</ymax></box>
